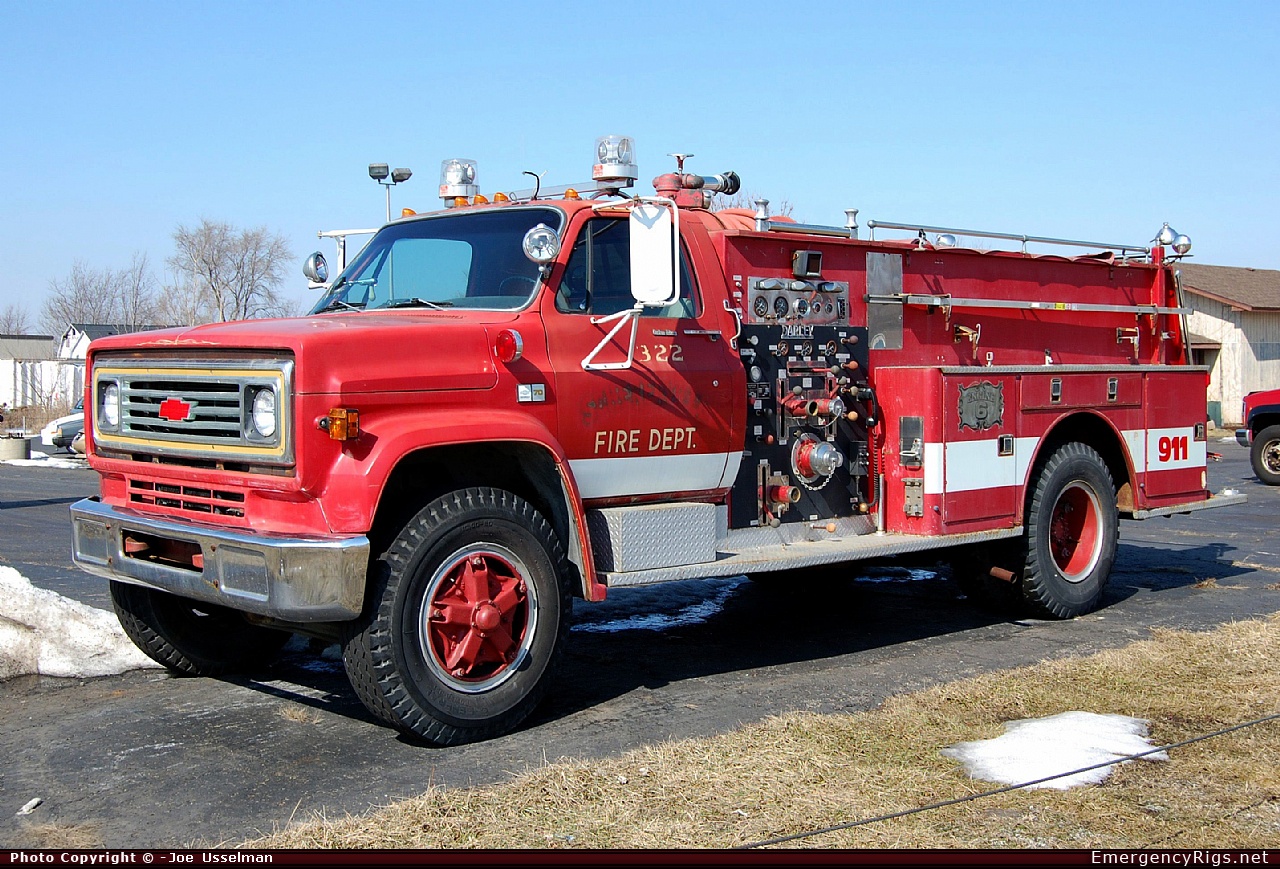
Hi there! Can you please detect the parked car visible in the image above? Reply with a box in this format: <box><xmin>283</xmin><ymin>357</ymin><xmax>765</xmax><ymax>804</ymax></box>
<box><xmin>40</xmin><ymin>399</ymin><xmax>85</xmax><ymax>452</ymax></box>
<box><xmin>70</xmin><ymin>429</ymin><xmax>86</xmax><ymax>455</ymax></box>
<box><xmin>1239</xmin><ymin>388</ymin><xmax>1280</xmax><ymax>485</ymax></box>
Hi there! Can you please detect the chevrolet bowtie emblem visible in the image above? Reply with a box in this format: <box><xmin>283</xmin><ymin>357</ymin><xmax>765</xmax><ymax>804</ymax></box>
<box><xmin>157</xmin><ymin>397</ymin><xmax>194</xmax><ymax>422</ymax></box>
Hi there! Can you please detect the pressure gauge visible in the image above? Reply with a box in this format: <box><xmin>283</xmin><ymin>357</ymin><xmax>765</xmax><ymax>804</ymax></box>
<box><xmin>793</xmin><ymin>297</ymin><xmax>809</xmax><ymax>317</ymax></box>
<box><xmin>752</xmin><ymin>295</ymin><xmax>769</xmax><ymax>317</ymax></box>
<box><xmin>773</xmin><ymin>296</ymin><xmax>790</xmax><ymax>318</ymax></box>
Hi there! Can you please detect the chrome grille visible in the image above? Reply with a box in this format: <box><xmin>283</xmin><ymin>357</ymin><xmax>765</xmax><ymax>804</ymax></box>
<box><xmin>92</xmin><ymin>357</ymin><xmax>293</xmax><ymax>465</ymax></box>
<box><xmin>123</xmin><ymin>377</ymin><xmax>244</xmax><ymax>441</ymax></box>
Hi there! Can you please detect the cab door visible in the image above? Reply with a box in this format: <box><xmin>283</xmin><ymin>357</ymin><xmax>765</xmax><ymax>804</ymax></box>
<box><xmin>542</xmin><ymin>214</ymin><xmax>740</xmax><ymax>502</ymax></box>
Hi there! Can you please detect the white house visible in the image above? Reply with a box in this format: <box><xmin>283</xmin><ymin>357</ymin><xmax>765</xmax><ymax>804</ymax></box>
<box><xmin>1180</xmin><ymin>263</ymin><xmax>1280</xmax><ymax>427</ymax></box>
<box><xmin>0</xmin><ymin>333</ymin><xmax>68</xmax><ymax>411</ymax></box>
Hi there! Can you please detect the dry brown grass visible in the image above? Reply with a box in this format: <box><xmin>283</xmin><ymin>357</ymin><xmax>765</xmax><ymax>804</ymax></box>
<box><xmin>17</xmin><ymin>822</ymin><xmax>105</xmax><ymax>849</ymax></box>
<box><xmin>278</xmin><ymin>704</ymin><xmax>322</xmax><ymax>725</ymax></box>
<box><xmin>246</xmin><ymin>615</ymin><xmax>1280</xmax><ymax>850</ymax></box>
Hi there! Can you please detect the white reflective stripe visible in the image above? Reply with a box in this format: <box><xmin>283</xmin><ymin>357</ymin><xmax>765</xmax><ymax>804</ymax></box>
<box><xmin>923</xmin><ymin>428</ymin><xmax>1201</xmax><ymax>499</ymax></box>
<box><xmin>924</xmin><ymin>436</ymin><xmax>1041</xmax><ymax>495</ymax></box>
<box><xmin>716</xmin><ymin>451</ymin><xmax>744</xmax><ymax>489</ymax></box>
<box><xmin>924</xmin><ymin>443</ymin><xmax>944</xmax><ymax>494</ymax></box>
<box><xmin>1122</xmin><ymin>429</ymin><xmax>1145</xmax><ymax>471</ymax></box>
<box><xmin>1141</xmin><ymin>425</ymin><xmax>1205</xmax><ymax>471</ymax></box>
<box><xmin>569</xmin><ymin>452</ymin><xmax>733</xmax><ymax>499</ymax></box>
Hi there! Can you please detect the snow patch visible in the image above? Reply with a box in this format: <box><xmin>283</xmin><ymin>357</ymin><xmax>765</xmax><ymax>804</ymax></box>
<box><xmin>0</xmin><ymin>566</ymin><xmax>159</xmax><ymax>679</ymax></box>
<box><xmin>3</xmin><ymin>453</ymin><xmax>87</xmax><ymax>469</ymax></box>
<box><xmin>572</xmin><ymin>579</ymin><xmax>748</xmax><ymax>634</ymax></box>
<box><xmin>942</xmin><ymin>710</ymin><xmax>1168</xmax><ymax>790</ymax></box>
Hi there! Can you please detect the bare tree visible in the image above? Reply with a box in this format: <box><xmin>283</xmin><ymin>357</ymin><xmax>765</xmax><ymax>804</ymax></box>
<box><xmin>1</xmin><ymin>302</ymin><xmax>32</xmax><ymax>334</ymax></box>
<box><xmin>711</xmin><ymin>189</ymin><xmax>796</xmax><ymax>219</ymax></box>
<box><xmin>169</xmin><ymin>220</ymin><xmax>294</xmax><ymax>323</ymax></box>
<box><xmin>117</xmin><ymin>253</ymin><xmax>160</xmax><ymax>329</ymax></box>
<box><xmin>39</xmin><ymin>254</ymin><xmax>161</xmax><ymax>335</ymax></box>
<box><xmin>39</xmin><ymin>255</ymin><xmax>161</xmax><ymax>335</ymax></box>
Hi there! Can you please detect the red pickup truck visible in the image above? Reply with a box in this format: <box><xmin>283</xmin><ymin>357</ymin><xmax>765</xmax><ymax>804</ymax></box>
<box><xmin>1238</xmin><ymin>388</ymin><xmax>1280</xmax><ymax>484</ymax></box>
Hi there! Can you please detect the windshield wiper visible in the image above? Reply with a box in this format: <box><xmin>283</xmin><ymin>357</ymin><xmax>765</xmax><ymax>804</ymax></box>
<box><xmin>383</xmin><ymin>297</ymin><xmax>454</xmax><ymax>309</ymax></box>
<box><xmin>316</xmin><ymin>298</ymin><xmax>366</xmax><ymax>313</ymax></box>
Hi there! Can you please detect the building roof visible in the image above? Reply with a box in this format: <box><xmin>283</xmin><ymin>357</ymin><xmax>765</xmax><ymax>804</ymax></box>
<box><xmin>67</xmin><ymin>323</ymin><xmax>167</xmax><ymax>340</ymax></box>
<box><xmin>1179</xmin><ymin>263</ymin><xmax>1280</xmax><ymax>312</ymax></box>
<box><xmin>0</xmin><ymin>334</ymin><xmax>56</xmax><ymax>361</ymax></box>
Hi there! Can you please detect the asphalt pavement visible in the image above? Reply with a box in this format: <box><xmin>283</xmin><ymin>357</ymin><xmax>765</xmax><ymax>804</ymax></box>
<box><xmin>1</xmin><ymin>439</ymin><xmax>1276</xmax><ymax>848</ymax></box>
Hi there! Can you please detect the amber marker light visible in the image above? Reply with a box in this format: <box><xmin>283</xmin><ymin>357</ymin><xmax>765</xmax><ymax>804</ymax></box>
<box><xmin>321</xmin><ymin>408</ymin><xmax>361</xmax><ymax>441</ymax></box>
<box><xmin>564</xmin><ymin>188</ymin><xmax>581</xmax><ymax>200</ymax></box>
<box><xmin>493</xmin><ymin>192</ymin><xmax>509</xmax><ymax>202</ymax></box>
<box><xmin>401</xmin><ymin>208</ymin><xmax>417</xmax><ymax>217</ymax></box>
<box><xmin>454</xmin><ymin>196</ymin><xmax>469</xmax><ymax>207</ymax></box>
<box><xmin>494</xmin><ymin>329</ymin><xmax>524</xmax><ymax>364</ymax></box>
<box><xmin>473</xmin><ymin>193</ymin><xmax>489</xmax><ymax>204</ymax></box>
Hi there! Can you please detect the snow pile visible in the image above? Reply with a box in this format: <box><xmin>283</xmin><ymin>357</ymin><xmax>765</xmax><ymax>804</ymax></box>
<box><xmin>0</xmin><ymin>566</ymin><xmax>159</xmax><ymax>679</ymax></box>
<box><xmin>4</xmin><ymin>454</ymin><xmax>87</xmax><ymax>469</ymax></box>
<box><xmin>942</xmin><ymin>710</ymin><xmax>1168</xmax><ymax>789</ymax></box>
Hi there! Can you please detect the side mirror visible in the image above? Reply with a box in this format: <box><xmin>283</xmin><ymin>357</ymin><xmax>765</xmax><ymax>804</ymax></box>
<box><xmin>303</xmin><ymin>252</ymin><xmax>329</xmax><ymax>286</ymax></box>
<box><xmin>629</xmin><ymin>203</ymin><xmax>678</xmax><ymax>307</ymax></box>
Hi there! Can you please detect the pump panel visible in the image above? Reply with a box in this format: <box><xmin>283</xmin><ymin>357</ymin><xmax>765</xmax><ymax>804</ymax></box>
<box><xmin>731</xmin><ymin>276</ymin><xmax>871</xmax><ymax>529</ymax></box>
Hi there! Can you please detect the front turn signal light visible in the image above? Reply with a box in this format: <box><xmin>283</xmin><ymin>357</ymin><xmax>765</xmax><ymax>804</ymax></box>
<box><xmin>321</xmin><ymin>408</ymin><xmax>360</xmax><ymax>440</ymax></box>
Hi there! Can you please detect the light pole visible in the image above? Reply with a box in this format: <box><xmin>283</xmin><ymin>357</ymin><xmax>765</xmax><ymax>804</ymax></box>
<box><xmin>368</xmin><ymin>163</ymin><xmax>413</xmax><ymax>222</ymax></box>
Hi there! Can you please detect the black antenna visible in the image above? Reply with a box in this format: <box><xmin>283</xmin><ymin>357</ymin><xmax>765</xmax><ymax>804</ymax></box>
<box><xmin>522</xmin><ymin>170</ymin><xmax>542</xmax><ymax>200</ymax></box>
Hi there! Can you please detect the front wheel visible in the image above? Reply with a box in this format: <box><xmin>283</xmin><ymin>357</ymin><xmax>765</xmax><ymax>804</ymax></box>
<box><xmin>1250</xmin><ymin>425</ymin><xmax>1280</xmax><ymax>485</ymax></box>
<box><xmin>1020</xmin><ymin>443</ymin><xmax>1118</xmax><ymax>619</ymax></box>
<box><xmin>342</xmin><ymin>488</ymin><xmax>571</xmax><ymax>745</ymax></box>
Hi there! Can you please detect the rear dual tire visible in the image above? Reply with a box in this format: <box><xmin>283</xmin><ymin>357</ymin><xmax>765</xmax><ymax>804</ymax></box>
<box><xmin>955</xmin><ymin>442</ymin><xmax>1117</xmax><ymax>620</ymax></box>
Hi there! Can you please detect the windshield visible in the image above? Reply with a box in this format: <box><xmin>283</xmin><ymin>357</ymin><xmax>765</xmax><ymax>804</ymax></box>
<box><xmin>310</xmin><ymin>207</ymin><xmax>561</xmax><ymax>314</ymax></box>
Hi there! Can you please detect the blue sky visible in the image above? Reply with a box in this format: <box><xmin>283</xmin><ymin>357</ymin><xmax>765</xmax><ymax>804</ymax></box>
<box><xmin>1</xmin><ymin>0</ymin><xmax>1277</xmax><ymax>325</ymax></box>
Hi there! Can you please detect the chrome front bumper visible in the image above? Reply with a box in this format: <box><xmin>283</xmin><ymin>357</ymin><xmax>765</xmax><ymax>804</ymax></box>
<box><xmin>70</xmin><ymin>498</ymin><xmax>369</xmax><ymax>621</ymax></box>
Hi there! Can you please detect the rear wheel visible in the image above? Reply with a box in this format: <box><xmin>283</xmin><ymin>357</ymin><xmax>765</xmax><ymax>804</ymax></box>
<box><xmin>342</xmin><ymin>488</ymin><xmax>571</xmax><ymax>745</ymax></box>
<box><xmin>1020</xmin><ymin>443</ymin><xmax>1118</xmax><ymax>619</ymax></box>
<box><xmin>109</xmin><ymin>581</ymin><xmax>291</xmax><ymax>675</ymax></box>
<box><xmin>1250</xmin><ymin>425</ymin><xmax>1280</xmax><ymax>485</ymax></box>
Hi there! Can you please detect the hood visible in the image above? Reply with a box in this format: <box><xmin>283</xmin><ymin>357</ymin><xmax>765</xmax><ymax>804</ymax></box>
<box><xmin>88</xmin><ymin>311</ymin><xmax>520</xmax><ymax>395</ymax></box>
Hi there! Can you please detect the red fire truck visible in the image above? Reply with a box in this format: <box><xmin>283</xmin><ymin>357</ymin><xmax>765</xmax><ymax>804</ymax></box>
<box><xmin>70</xmin><ymin>137</ymin><xmax>1245</xmax><ymax>744</ymax></box>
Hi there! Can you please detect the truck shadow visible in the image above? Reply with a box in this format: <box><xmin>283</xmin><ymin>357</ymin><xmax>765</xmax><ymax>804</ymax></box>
<box><xmin>535</xmin><ymin>538</ymin><xmax>1249</xmax><ymax>725</ymax></box>
<box><xmin>225</xmin><ymin>540</ymin><xmax>1247</xmax><ymax>741</ymax></box>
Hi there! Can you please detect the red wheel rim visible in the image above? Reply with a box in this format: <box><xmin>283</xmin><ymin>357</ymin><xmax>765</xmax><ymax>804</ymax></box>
<box><xmin>1049</xmin><ymin>481</ymin><xmax>1102</xmax><ymax>581</ymax></box>
<box><xmin>419</xmin><ymin>543</ymin><xmax>535</xmax><ymax>691</ymax></box>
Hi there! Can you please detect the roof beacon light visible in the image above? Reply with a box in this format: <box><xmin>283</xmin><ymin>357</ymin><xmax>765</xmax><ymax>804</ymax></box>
<box><xmin>592</xmin><ymin>135</ymin><xmax>638</xmax><ymax>184</ymax></box>
<box><xmin>439</xmin><ymin>158</ymin><xmax>478</xmax><ymax>205</ymax></box>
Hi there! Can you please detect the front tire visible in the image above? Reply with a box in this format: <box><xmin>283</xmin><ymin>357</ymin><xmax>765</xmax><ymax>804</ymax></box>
<box><xmin>342</xmin><ymin>488</ymin><xmax>571</xmax><ymax>745</ymax></box>
<box><xmin>109</xmin><ymin>581</ymin><xmax>291</xmax><ymax>676</ymax></box>
<box><xmin>1020</xmin><ymin>443</ymin><xmax>1118</xmax><ymax>619</ymax></box>
<box><xmin>1250</xmin><ymin>425</ymin><xmax>1280</xmax><ymax>485</ymax></box>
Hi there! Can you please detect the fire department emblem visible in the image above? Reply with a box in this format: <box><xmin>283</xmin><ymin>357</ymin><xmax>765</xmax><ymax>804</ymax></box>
<box><xmin>957</xmin><ymin>381</ymin><xmax>1004</xmax><ymax>431</ymax></box>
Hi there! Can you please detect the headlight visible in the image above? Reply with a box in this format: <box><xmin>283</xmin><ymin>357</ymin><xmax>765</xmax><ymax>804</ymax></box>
<box><xmin>250</xmin><ymin>388</ymin><xmax>277</xmax><ymax>439</ymax></box>
<box><xmin>99</xmin><ymin>382</ymin><xmax>120</xmax><ymax>430</ymax></box>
